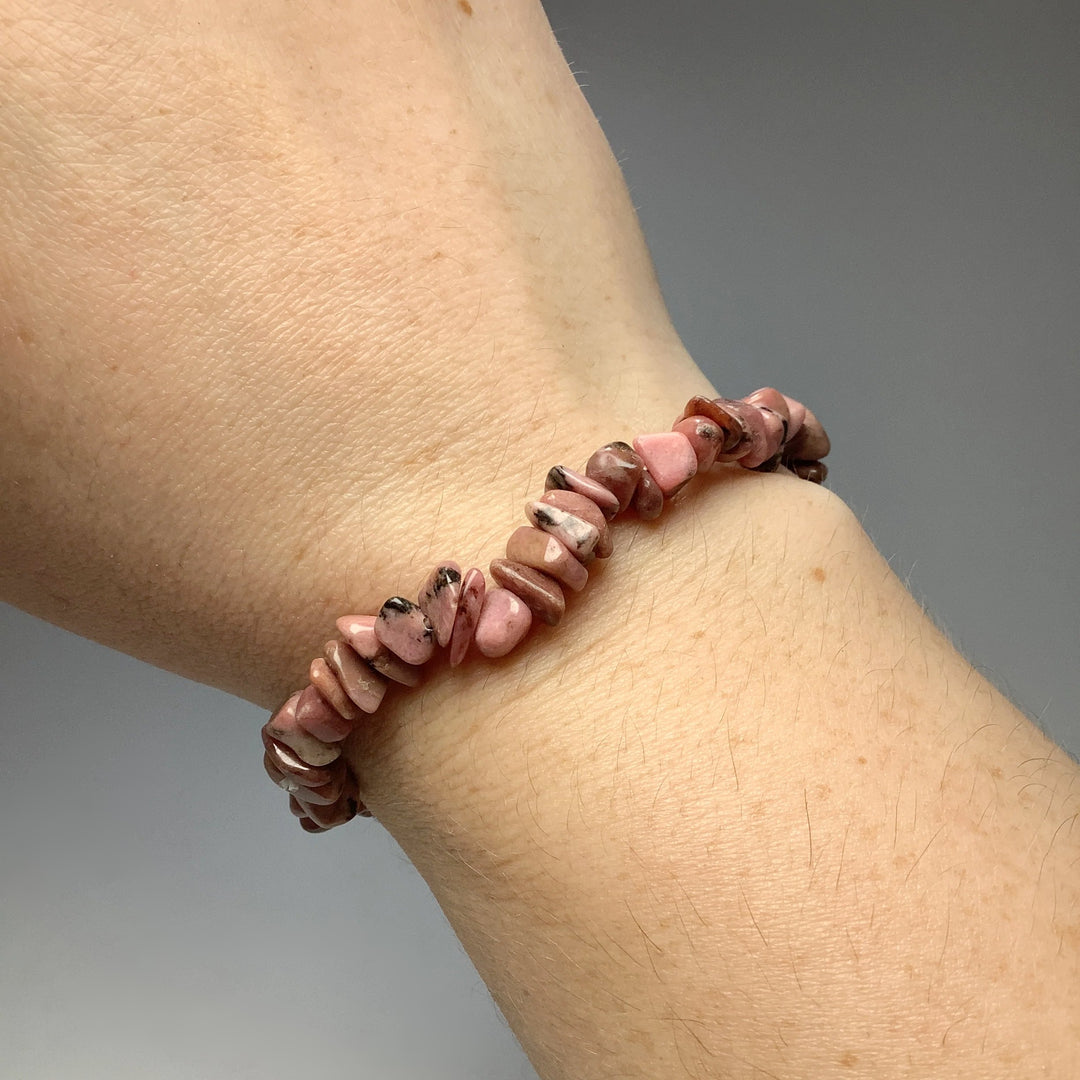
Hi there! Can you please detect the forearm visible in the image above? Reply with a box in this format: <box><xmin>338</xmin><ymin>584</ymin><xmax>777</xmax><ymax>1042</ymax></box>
<box><xmin>385</xmin><ymin>482</ymin><xmax>1079</xmax><ymax>1077</ymax></box>
<box><xmin>0</xmin><ymin>0</ymin><xmax>696</xmax><ymax>704</ymax></box>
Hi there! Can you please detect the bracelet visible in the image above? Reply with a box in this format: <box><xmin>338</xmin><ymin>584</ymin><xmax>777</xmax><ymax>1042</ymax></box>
<box><xmin>260</xmin><ymin>387</ymin><xmax>831</xmax><ymax>832</ymax></box>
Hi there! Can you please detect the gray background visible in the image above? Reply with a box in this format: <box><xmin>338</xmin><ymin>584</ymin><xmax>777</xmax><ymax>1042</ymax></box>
<box><xmin>2</xmin><ymin>2</ymin><xmax>1077</xmax><ymax>1077</ymax></box>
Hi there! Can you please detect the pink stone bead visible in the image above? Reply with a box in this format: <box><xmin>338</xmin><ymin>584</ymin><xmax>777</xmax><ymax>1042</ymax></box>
<box><xmin>632</xmin><ymin>469</ymin><xmax>664</xmax><ymax>519</ymax></box>
<box><xmin>525</xmin><ymin>501</ymin><xmax>600</xmax><ymax>562</ymax></box>
<box><xmin>743</xmin><ymin>387</ymin><xmax>791</xmax><ymax>428</ymax></box>
<box><xmin>295</xmin><ymin>682</ymin><xmax>354</xmax><ymax>743</ymax></box>
<box><xmin>544</xmin><ymin>465</ymin><xmax>620</xmax><ymax>519</ymax></box>
<box><xmin>672</xmin><ymin>415</ymin><xmax>724</xmax><ymax>470</ymax></box>
<box><xmin>324</xmin><ymin>639</ymin><xmax>387</xmax><ymax>714</ymax></box>
<box><xmin>754</xmin><ymin>407</ymin><xmax>785</xmax><ymax>460</ymax></box>
<box><xmin>374</xmin><ymin>597</ymin><xmax>435</xmax><ymax>665</ymax></box>
<box><xmin>264</xmin><ymin>692</ymin><xmax>341</xmax><ymax>767</ymax></box>
<box><xmin>417</xmin><ymin>562</ymin><xmax>462</xmax><ymax>647</ymax></box>
<box><xmin>538</xmin><ymin>490</ymin><xmax>613</xmax><ymax>558</ymax></box>
<box><xmin>474</xmin><ymin>587</ymin><xmax>533</xmax><ymax>658</ymax></box>
<box><xmin>335</xmin><ymin>615</ymin><xmax>423</xmax><ymax>687</ymax></box>
<box><xmin>782</xmin><ymin>395</ymin><xmax>807</xmax><ymax>440</ymax></box>
<box><xmin>505</xmin><ymin>525</ymin><xmax>589</xmax><ymax>592</ymax></box>
<box><xmin>336</xmin><ymin>614</ymin><xmax>378</xmax><ymax>653</ymax></box>
<box><xmin>449</xmin><ymin>566</ymin><xmax>486</xmax><ymax>667</ymax></box>
<box><xmin>632</xmin><ymin>431</ymin><xmax>698</xmax><ymax>497</ymax></box>
<box><xmin>584</xmin><ymin>442</ymin><xmax>644</xmax><ymax>512</ymax></box>
<box><xmin>304</xmin><ymin>656</ymin><xmax>362</xmax><ymax>725</ymax></box>
<box><xmin>743</xmin><ymin>388</ymin><xmax>790</xmax><ymax>457</ymax></box>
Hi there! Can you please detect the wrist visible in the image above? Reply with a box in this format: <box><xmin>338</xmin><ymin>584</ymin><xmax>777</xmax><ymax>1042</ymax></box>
<box><xmin>348</xmin><ymin>467</ymin><xmax>851</xmax><ymax>830</ymax></box>
<box><xmin>345</xmin><ymin>467</ymin><xmax>1077</xmax><ymax>1080</ymax></box>
<box><xmin>251</xmin><ymin>336</ymin><xmax>722</xmax><ymax>708</ymax></box>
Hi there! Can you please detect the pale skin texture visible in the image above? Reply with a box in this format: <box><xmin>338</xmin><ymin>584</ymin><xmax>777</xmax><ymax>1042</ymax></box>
<box><xmin>1</xmin><ymin>3</ymin><xmax>1077</xmax><ymax>1078</ymax></box>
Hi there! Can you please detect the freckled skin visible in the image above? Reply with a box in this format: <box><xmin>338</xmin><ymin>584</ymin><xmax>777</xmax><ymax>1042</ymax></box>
<box><xmin>0</xmin><ymin>4</ymin><xmax>1075</xmax><ymax>1078</ymax></box>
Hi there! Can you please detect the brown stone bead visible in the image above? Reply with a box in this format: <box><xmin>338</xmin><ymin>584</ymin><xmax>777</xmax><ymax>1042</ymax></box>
<box><xmin>749</xmin><ymin>450</ymin><xmax>784</xmax><ymax>473</ymax></box>
<box><xmin>449</xmin><ymin>566</ymin><xmax>486</xmax><ymax>667</ymax></box>
<box><xmin>632</xmin><ymin>468</ymin><xmax>664</xmax><ymax>519</ymax></box>
<box><xmin>544</xmin><ymin>465</ymin><xmax>620</xmax><ymax>519</ymax></box>
<box><xmin>264</xmin><ymin>753</ymin><xmax>333</xmax><ymax>797</ymax></box>
<box><xmin>329</xmin><ymin>799</ymin><xmax>360</xmax><ymax>827</ymax></box>
<box><xmin>262</xmin><ymin>753</ymin><xmax>302</xmax><ymax>794</ymax></box>
<box><xmin>489</xmin><ymin>558</ymin><xmax>566</xmax><ymax>626</ymax></box>
<box><xmin>284</xmin><ymin>775</ymin><xmax>342</xmax><ymax>806</ymax></box>
<box><xmin>324</xmin><ymin>639</ymin><xmax>387</xmax><ymax>714</ymax></box>
<box><xmin>265</xmin><ymin>692</ymin><xmax>341</xmax><ymax>767</ymax></box>
<box><xmin>505</xmin><ymin>526</ymin><xmax>589</xmax><ymax>591</ymax></box>
<box><xmin>751</xmin><ymin>447</ymin><xmax>786</xmax><ymax>473</ymax></box>
<box><xmin>790</xmin><ymin>460</ymin><xmax>828</xmax><ymax>483</ymax></box>
<box><xmin>584</xmin><ymin>441</ymin><xmax>644</xmax><ymax>512</ymax></box>
<box><xmin>368</xmin><ymin>651</ymin><xmax>422</xmax><ymax>688</ymax></box>
<box><xmin>785</xmin><ymin>407</ymin><xmax>831</xmax><ymax>460</ymax></box>
<box><xmin>298</xmin><ymin>788</ymin><xmax>359</xmax><ymax>829</ymax></box>
<box><xmin>713</xmin><ymin>399</ymin><xmax>767</xmax><ymax>463</ymax></box>
<box><xmin>677</xmin><ymin>396</ymin><xmax>746</xmax><ymax>453</ymax></box>
<box><xmin>306</xmin><ymin>660</ymin><xmax>361</xmax><ymax>727</ymax></box>
<box><xmin>261</xmin><ymin>731</ymin><xmax>344</xmax><ymax>789</ymax></box>
<box><xmin>538</xmin><ymin>490</ymin><xmax>613</xmax><ymax>558</ymax></box>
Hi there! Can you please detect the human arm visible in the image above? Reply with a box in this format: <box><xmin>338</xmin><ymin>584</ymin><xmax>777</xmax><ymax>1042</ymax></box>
<box><xmin>2</xmin><ymin>3</ymin><xmax>1077</xmax><ymax>1076</ymax></box>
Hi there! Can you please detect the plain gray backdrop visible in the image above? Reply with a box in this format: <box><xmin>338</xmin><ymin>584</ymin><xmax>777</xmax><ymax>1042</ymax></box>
<box><xmin>2</xmin><ymin>2</ymin><xmax>1077</xmax><ymax>1077</ymax></box>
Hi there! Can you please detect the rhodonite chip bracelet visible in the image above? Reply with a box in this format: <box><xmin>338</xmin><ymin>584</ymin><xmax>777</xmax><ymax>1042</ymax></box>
<box><xmin>261</xmin><ymin>388</ymin><xmax>831</xmax><ymax>833</ymax></box>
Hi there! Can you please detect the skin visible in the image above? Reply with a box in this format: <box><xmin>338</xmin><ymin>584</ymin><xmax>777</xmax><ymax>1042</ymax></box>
<box><xmin>1</xmin><ymin>3</ymin><xmax>1077</xmax><ymax>1077</ymax></box>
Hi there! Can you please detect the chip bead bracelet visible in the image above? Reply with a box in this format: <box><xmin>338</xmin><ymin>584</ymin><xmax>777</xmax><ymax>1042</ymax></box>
<box><xmin>261</xmin><ymin>388</ymin><xmax>831</xmax><ymax>833</ymax></box>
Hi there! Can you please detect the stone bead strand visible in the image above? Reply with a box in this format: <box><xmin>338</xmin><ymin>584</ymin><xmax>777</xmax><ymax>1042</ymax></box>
<box><xmin>260</xmin><ymin>388</ymin><xmax>830</xmax><ymax>833</ymax></box>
